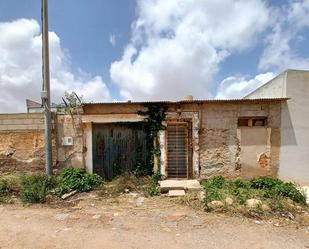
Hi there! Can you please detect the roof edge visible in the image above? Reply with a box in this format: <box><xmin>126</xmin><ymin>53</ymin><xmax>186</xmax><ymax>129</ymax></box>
<box><xmin>83</xmin><ymin>97</ymin><xmax>289</xmax><ymax>106</ymax></box>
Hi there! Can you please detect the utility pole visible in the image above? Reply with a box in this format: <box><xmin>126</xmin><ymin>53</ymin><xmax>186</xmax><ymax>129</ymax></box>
<box><xmin>41</xmin><ymin>0</ymin><xmax>53</xmax><ymax>175</ymax></box>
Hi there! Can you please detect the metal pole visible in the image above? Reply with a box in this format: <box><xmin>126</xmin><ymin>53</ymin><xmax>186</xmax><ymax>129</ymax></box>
<box><xmin>41</xmin><ymin>0</ymin><xmax>53</xmax><ymax>175</ymax></box>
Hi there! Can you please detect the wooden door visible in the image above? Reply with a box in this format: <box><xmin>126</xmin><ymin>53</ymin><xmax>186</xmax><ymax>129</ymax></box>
<box><xmin>92</xmin><ymin>123</ymin><xmax>147</xmax><ymax>180</ymax></box>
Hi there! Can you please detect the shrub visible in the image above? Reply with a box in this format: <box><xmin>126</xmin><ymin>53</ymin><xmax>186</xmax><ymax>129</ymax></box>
<box><xmin>151</xmin><ymin>171</ymin><xmax>162</xmax><ymax>184</ymax></box>
<box><xmin>147</xmin><ymin>171</ymin><xmax>162</xmax><ymax>197</ymax></box>
<box><xmin>148</xmin><ymin>185</ymin><xmax>160</xmax><ymax>196</ymax></box>
<box><xmin>0</xmin><ymin>178</ymin><xmax>9</xmax><ymax>196</ymax></box>
<box><xmin>55</xmin><ymin>168</ymin><xmax>103</xmax><ymax>197</ymax></box>
<box><xmin>20</xmin><ymin>174</ymin><xmax>49</xmax><ymax>203</ymax></box>
<box><xmin>250</xmin><ymin>176</ymin><xmax>306</xmax><ymax>204</ymax></box>
<box><xmin>202</xmin><ymin>175</ymin><xmax>307</xmax><ymax>211</ymax></box>
<box><xmin>208</xmin><ymin>175</ymin><xmax>226</xmax><ymax>188</ymax></box>
<box><xmin>250</xmin><ymin>176</ymin><xmax>283</xmax><ymax>189</ymax></box>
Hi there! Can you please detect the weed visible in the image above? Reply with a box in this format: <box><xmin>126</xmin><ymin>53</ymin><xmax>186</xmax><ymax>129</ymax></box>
<box><xmin>55</xmin><ymin>168</ymin><xmax>103</xmax><ymax>197</ymax></box>
<box><xmin>250</xmin><ymin>177</ymin><xmax>306</xmax><ymax>204</ymax></box>
<box><xmin>0</xmin><ymin>178</ymin><xmax>9</xmax><ymax>196</ymax></box>
<box><xmin>148</xmin><ymin>185</ymin><xmax>160</xmax><ymax>196</ymax></box>
<box><xmin>20</xmin><ymin>173</ymin><xmax>49</xmax><ymax>203</ymax></box>
<box><xmin>151</xmin><ymin>171</ymin><xmax>162</xmax><ymax>184</ymax></box>
<box><xmin>202</xmin><ymin>176</ymin><xmax>307</xmax><ymax>214</ymax></box>
<box><xmin>98</xmin><ymin>173</ymin><xmax>152</xmax><ymax>197</ymax></box>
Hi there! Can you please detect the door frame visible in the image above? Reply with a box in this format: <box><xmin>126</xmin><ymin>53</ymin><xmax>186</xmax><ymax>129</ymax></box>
<box><xmin>165</xmin><ymin>120</ymin><xmax>193</xmax><ymax>179</ymax></box>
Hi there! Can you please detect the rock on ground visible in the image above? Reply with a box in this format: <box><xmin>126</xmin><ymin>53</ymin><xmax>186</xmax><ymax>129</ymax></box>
<box><xmin>246</xmin><ymin>199</ymin><xmax>262</xmax><ymax>209</ymax></box>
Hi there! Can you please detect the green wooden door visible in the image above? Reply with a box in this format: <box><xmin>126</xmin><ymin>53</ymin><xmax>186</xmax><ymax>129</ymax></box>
<box><xmin>92</xmin><ymin>123</ymin><xmax>147</xmax><ymax>180</ymax></box>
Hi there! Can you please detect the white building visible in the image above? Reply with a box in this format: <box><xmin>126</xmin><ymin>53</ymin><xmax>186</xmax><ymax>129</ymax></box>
<box><xmin>246</xmin><ymin>69</ymin><xmax>309</xmax><ymax>185</ymax></box>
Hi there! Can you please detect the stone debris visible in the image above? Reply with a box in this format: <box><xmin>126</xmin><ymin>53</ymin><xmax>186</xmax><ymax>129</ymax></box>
<box><xmin>246</xmin><ymin>199</ymin><xmax>262</xmax><ymax>209</ymax></box>
<box><xmin>224</xmin><ymin>197</ymin><xmax>233</xmax><ymax>205</ymax></box>
<box><xmin>135</xmin><ymin>197</ymin><xmax>145</xmax><ymax>206</ymax></box>
<box><xmin>92</xmin><ymin>214</ymin><xmax>101</xmax><ymax>219</ymax></box>
<box><xmin>198</xmin><ymin>191</ymin><xmax>205</xmax><ymax>201</ymax></box>
<box><xmin>209</xmin><ymin>201</ymin><xmax>224</xmax><ymax>209</ymax></box>
<box><xmin>61</xmin><ymin>190</ymin><xmax>77</xmax><ymax>200</ymax></box>
<box><xmin>261</xmin><ymin>204</ymin><xmax>271</xmax><ymax>212</ymax></box>
<box><xmin>163</xmin><ymin>211</ymin><xmax>187</xmax><ymax>222</ymax></box>
<box><xmin>168</xmin><ymin>190</ymin><xmax>186</xmax><ymax>197</ymax></box>
<box><xmin>301</xmin><ymin>186</ymin><xmax>309</xmax><ymax>204</ymax></box>
<box><xmin>54</xmin><ymin>213</ymin><xmax>69</xmax><ymax>221</ymax></box>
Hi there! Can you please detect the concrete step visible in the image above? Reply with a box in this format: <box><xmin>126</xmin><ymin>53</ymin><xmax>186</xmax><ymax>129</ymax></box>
<box><xmin>159</xmin><ymin>179</ymin><xmax>202</xmax><ymax>193</ymax></box>
<box><xmin>168</xmin><ymin>190</ymin><xmax>186</xmax><ymax>197</ymax></box>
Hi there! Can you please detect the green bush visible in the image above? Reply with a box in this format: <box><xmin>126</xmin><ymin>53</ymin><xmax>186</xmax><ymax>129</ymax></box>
<box><xmin>55</xmin><ymin>168</ymin><xmax>103</xmax><ymax>197</ymax></box>
<box><xmin>250</xmin><ymin>176</ymin><xmax>283</xmax><ymax>189</ymax></box>
<box><xmin>0</xmin><ymin>178</ymin><xmax>9</xmax><ymax>196</ymax></box>
<box><xmin>148</xmin><ymin>185</ymin><xmax>160</xmax><ymax>196</ymax></box>
<box><xmin>146</xmin><ymin>171</ymin><xmax>162</xmax><ymax>197</ymax></box>
<box><xmin>20</xmin><ymin>174</ymin><xmax>49</xmax><ymax>203</ymax></box>
<box><xmin>250</xmin><ymin>176</ymin><xmax>306</xmax><ymax>204</ymax></box>
<box><xmin>202</xmin><ymin>176</ymin><xmax>307</xmax><ymax>210</ymax></box>
<box><xmin>151</xmin><ymin>171</ymin><xmax>162</xmax><ymax>184</ymax></box>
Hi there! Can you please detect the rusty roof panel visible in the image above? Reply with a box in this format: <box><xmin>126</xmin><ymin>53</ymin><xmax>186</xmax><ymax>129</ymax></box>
<box><xmin>82</xmin><ymin>98</ymin><xmax>289</xmax><ymax>106</ymax></box>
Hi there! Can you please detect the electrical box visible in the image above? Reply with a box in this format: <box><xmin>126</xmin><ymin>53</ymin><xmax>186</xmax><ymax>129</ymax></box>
<box><xmin>41</xmin><ymin>91</ymin><xmax>48</xmax><ymax>99</ymax></box>
<box><xmin>62</xmin><ymin>137</ymin><xmax>73</xmax><ymax>146</ymax></box>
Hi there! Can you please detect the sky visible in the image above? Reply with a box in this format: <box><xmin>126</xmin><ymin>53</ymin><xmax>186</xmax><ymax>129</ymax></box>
<box><xmin>0</xmin><ymin>0</ymin><xmax>309</xmax><ymax>112</ymax></box>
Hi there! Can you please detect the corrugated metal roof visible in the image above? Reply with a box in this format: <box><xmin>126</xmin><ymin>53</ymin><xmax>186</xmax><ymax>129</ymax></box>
<box><xmin>83</xmin><ymin>98</ymin><xmax>289</xmax><ymax>106</ymax></box>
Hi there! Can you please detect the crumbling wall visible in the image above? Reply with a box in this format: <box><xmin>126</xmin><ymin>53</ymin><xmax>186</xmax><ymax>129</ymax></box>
<box><xmin>56</xmin><ymin>114</ymin><xmax>84</xmax><ymax>169</ymax></box>
<box><xmin>199</xmin><ymin>102</ymin><xmax>281</xmax><ymax>179</ymax></box>
<box><xmin>0</xmin><ymin>113</ymin><xmax>56</xmax><ymax>172</ymax></box>
<box><xmin>199</xmin><ymin>104</ymin><xmax>240</xmax><ymax>178</ymax></box>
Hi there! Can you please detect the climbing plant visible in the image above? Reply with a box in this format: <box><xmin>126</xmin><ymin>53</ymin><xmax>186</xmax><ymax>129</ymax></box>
<box><xmin>138</xmin><ymin>103</ymin><xmax>167</xmax><ymax>175</ymax></box>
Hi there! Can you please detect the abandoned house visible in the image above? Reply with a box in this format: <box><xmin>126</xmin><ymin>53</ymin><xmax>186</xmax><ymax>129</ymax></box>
<box><xmin>0</xmin><ymin>69</ymin><xmax>308</xmax><ymax>185</ymax></box>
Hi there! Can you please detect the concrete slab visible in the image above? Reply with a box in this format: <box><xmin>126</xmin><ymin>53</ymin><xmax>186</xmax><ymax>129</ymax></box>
<box><xmin>168</xmin><ymin>190</ymin><xmax>186</xmax><ymax>197</ymax></box>
<box><xmin>159</xmin><ymin>180</ymin><xmax>202</xmax><ymax>193</ymax></box>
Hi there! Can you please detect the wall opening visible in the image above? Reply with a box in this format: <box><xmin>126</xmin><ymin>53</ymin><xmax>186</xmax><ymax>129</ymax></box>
<box><xmin>238</xmin><ymin>117</ymin><xmax>267</xmax><ymax>127</ymax></box>
<box><xmin>166</xmin><ymin>121</ymin><xmax>193</xmax><ymax>179</ymax></box>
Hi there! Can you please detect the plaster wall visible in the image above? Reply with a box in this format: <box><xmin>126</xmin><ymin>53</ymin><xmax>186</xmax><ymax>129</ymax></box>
<box><xmin>199</xmin><ymin>103</ymin><xmax>281</xmax><ymax>179</ymax></box>
<box><xmin>279</xmin><ymin>71</ymin><xmax>309</xmax><ymax>185</ymax></box>
<box><xmin>246</xmin><ymin>70</ymin><xmax>309</xmax><ymax>185</ymax></box>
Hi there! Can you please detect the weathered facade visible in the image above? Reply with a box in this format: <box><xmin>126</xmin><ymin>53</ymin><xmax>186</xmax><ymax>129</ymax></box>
<box><xmin>0</xmin><ymin>113</ymin><xmax>56</xmax><ymax>172</ymax></box>
<box><xmin>0</xmin><ymin>99</ymin><xmax>284</xmax><ymax>180</ymax></box>
<box><xmin>79</xmin><ymin>99</ymin><xmax>284</xmax><ymax>180</ymax></box>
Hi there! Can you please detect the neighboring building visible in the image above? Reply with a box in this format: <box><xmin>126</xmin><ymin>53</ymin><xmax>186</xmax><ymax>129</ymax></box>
<box><xmin>26</xmin><ymin>99</ymin><xmax>63</xmax><ymax>113</ymax></box>
<box><xmin>0</xmin><ymin>69</ymin><xmax>308</xmax><ymax>185</ymax></box>
<box><xmin>246</xmin><ymin>69</ymin><xmax>309</xmax><ymax>185</ymax></box>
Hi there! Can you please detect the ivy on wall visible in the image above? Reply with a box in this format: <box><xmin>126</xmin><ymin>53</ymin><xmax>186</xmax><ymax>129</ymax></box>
<box><xmin>138</xmin><ymin>103</ymin><xmax>167</xmax><ymax>175</ymax></box>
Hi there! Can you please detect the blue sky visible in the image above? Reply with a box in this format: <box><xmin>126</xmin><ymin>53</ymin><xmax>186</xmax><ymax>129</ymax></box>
<box><xmin>0</xmin><ymin>0</ymin><xmax>136</xmax><ymax>100</ymax></box>
<box><xmin>0</xmin><ymin>0</ymin><xmax>309</xmax><ymax>111</ymax></box>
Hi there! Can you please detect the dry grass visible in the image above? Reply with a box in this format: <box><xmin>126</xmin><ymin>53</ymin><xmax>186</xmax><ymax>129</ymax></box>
<box><xmin>98</xmin><ymin>173</ymin><xmax>153</xmax><ymax>197</ymax></box>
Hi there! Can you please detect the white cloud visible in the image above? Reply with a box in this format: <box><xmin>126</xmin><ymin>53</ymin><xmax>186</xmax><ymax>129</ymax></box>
<box><xmin>110</xmin><ymin>0</ymin><xmax>270</xmax><ymax>101</ymax></box>
<box><xmin>215</xmin><ymin>72</ymin><xmax>275</xmax><ymax>99</ymax></box>
<box><xmin>259</xmin><ymin>0</ymin><xmax>309</xmax><ymax>71</ymax></box>
<box><xmin>109</xmin><ymin>33</ymin><xmax>116</xmax><ymax>47</ymax></box>
<box><xmin>0</xmin><ymin>19</ymin><xmax>111</xmax><ymax>112</ymax></box>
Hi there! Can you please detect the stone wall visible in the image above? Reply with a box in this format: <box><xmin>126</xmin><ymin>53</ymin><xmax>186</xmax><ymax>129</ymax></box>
<box><xmin>0</xmin><ymin>113</ymin><xmax>56</xmax><ymax>172</ymax></box>
<box><xmin>56</xmin><ymin>114</ymin><xmax>84</xmax><ymax>169</ymax></box>
<box><xmin>199</xmin><ymin>102</ymin><xmax>281</xmax><ymax>179</ymax></box>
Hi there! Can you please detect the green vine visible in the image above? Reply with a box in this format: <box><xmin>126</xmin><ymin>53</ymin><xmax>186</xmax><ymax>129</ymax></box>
<box><xmin>138</xmin><ymin>103</ymin><xmax>167</xmax><ymax>175</ymax></box>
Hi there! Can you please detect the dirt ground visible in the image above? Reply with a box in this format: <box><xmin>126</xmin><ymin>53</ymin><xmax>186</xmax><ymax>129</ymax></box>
<box><xmin>0</xmin><ymin>192</ymin><xmax>308</xmax><ymax>249</ymax></box>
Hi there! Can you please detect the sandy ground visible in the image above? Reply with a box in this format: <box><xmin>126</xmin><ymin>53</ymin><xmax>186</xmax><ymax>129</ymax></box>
<box><xmin>0</xmin><ymin>193</ymin><xmax>308</xmax><ymax>249</ymax></box>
